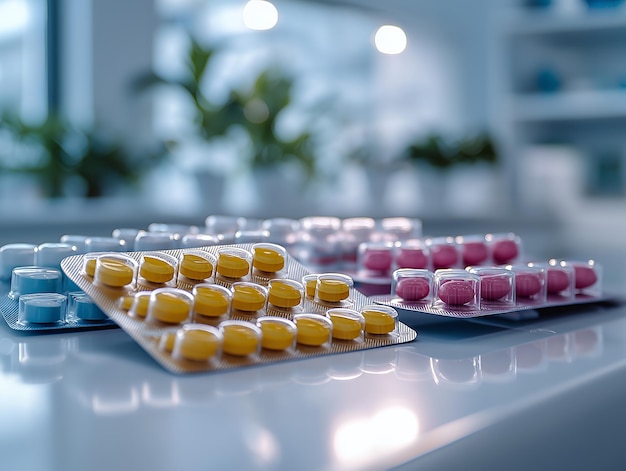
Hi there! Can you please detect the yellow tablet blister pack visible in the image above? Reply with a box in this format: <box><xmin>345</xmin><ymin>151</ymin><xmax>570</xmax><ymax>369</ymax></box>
<box><xmin>61</xmin><ymin>243</ymin><xmax>417</xmax><ymax>374</ymax></box>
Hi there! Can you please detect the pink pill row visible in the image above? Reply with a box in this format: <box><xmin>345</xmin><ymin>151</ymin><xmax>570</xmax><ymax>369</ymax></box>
<box><xmin>391</xmin><ymin>259</ymin><xmax>601</xmax><ymax>311</ymax></box>
<box><xmin>357</xmin><ymin>232</ymin><xmax>522</xmax><ymax>277</ymax></box>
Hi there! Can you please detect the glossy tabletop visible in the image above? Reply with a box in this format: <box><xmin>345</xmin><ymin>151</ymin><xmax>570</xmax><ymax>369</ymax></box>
<box><xmin>2</xmin><ymin>299</ymin><xmax>626</xmax><ymax>471</ymax></box>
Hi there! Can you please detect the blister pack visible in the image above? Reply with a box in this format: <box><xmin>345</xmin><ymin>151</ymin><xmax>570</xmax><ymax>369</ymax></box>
<box><xmin>372</xmin><ymin>259</ymin><xmax>612</xmax><ymax>319</ymax></box>
<box><xmin>0</xmin><ymin>242</ymin><xmax>115</xmax><ymax>331</ymax></box>
<box><xmin>61</xmin><ymin>243</ymin><xmax>417</xmax><ymax>374</ymax></box>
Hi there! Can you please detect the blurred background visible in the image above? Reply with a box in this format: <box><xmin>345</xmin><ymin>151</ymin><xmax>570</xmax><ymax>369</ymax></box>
<box><xmin>0</xmin><ymin>0</ymin><xmax>625</xmax><ymax>287</ymax></box>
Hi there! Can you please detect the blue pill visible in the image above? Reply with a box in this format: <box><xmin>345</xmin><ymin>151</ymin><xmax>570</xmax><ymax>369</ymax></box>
<box><xmin>0</xmin><ymin>243</ymin><xmax>37</xmax><ymax>280</ymax></box>
<box><xmin>69</xmin><ymin>292</ymin><xmax>106</xmax><ymax>321</ymax></box>
<box><xmin>112</xmin><ymin>228</ymin><xmax>141</xmax><ymax>251</ymax></box>
<box><xmin>60</xmin><ymin>235</ymin><xmax>89</xmax><ymax>253</ymax></box>
<box><xmin>9</xmin><ymin>267</ymin><xmax>63</xmax><ymax>299</ymax></box>
<box><xmin>35</xmin><ymin>243</ymin><xmax>77</xmax><ymax>269</ymax></box>
<box><xmin>84</xmin><ymin>237</ymin><xmax>126</xmax><ymax>253</ymax></box>
<box><xmin>134</xmin><ymin>231</ymin><xmax>179</xmax><ymax>251</ymax></box>
<box><xmin>18</xmin><ymin>293</ymin><xmax>67</xmax><ymax>324</ymax></box>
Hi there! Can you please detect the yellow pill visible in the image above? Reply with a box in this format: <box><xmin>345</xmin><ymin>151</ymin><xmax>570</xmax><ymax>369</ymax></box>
<box><xmin>328</xmin><ymin>310</ymin><xmax>364</xmax><ymax>341</ymax></box>
<box><xmin>84</xmin><ymin>258</ymin><xmax>97</xmax><ymax>277</ymax></box>
<box><xmin>175</xmin><ymin>327</ymin><xmax>221</xmax><ymax>361</ymax></box>
<box><xmin>221</xmin><ymin>323</ymin><xmax>260</xmax><ymax>356</ymax></box>
<box><xmin>96</xmin><ymin>258</ymin><xmax>135</xmax><ymax>287</ymax></box>
<box><xmin>180</xmin><ymin>253</ymin><xmax>213</xmax><ymax>280</ymax></box>
<box><xmin>268</xmin><ymin>280</ymin><xmax>302</xmax><ymax>308</ymax></box>
<box><xmin>253</xmin><ymin>246</ymin><xmax>285</xmax><ymax>273</ymax></box>
<box><xmin>194</xmin><ymin>286</ymin><xmax>230</xmax><ymax>317</ymax></box>
<box><xmin>303</xmin><ymin>275</ymin><xmax>318</xmax><ymax>298</ymax></box>
<box><xmin>131</xmin><ymin>293</ymin><xmax>150</xmax><ymax>318</ymax></box>
<box><xmin>159</xmin><ymin>333</ymin><xmax>176</xmax><ymax>352</ymax></box>
<box><xmin>295</xmin><ymin>315</ymin><xmax>332</xmax><ymax>347</ymax></box>
<box><xmin>232</xmin><ymin>284</ymin><xmax>266</xmax><ymax>312</ymax></box>
<box><xmin>141</xmin><ymin>255</ymin><xmax>175</xmax><ymax>283</ymax></box>
<box><xmin>362</xmin><ymin>309</ymin><xmax>396</xmax><ymax>335</ymax></box>
<box><xmin>118</xmin><ymin>295</ymin><xmax>134</xmax><ymax>311</ymax></box>
<box><xmin>217</xmin><ymin>253</ymin><xmax>249</xmax><ymax>278</ymax></box>
<box><xmin>149</xmin><ymin>291</ymin><xmax>191</xmax><ymax>324</ymax></box>
<box><xmin>317</xmin><ymin>279</ymin><xmax>350</xmax><ymax>302</ymax></box>
<box><xmin>257</xmin><ymin>317</ymin><xmax>296</xmax><ymax>351</ymax></box>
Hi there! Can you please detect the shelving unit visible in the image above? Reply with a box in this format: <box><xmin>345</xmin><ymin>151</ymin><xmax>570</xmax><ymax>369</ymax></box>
<box><xmin>507</xmin><ymin>7</ymin><xmax>626</xmax><ymax>35</ymax></box>
<box><xmin>512</xmin><ymin>89</ymin><xmax>626</xmax><ymax>121</ymax></box>
<box><xmin>495</xmin><ymin>3</ymin><xmax>626</xmax><ymax>222</ymax></box>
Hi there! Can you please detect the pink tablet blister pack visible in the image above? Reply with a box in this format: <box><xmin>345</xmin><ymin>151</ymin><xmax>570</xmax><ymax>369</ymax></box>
<box><xmin>373</xmin><ymin>258</ymin><xmax>611</xmax><ymax>319</ymax></box>
<box><xmin>60</xmin><ymin>243</ymin><xmax>417</xmax><ymax>374</ymax></box>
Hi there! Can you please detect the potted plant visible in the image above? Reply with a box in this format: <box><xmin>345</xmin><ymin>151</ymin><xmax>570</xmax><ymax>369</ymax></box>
<box><xmin>134</xmin><ymin>36</ymin><xmax>320</xmax><ymax>210</ymax></box>
<box><xmin>0</xmin><ymin>112</ymin><xmax>167</xmax><ymax>198</ymax></box>
<box><xmin>401</xmin><ymin>132</ymin><xmax>500</xmax><ymax>215</ymax></box>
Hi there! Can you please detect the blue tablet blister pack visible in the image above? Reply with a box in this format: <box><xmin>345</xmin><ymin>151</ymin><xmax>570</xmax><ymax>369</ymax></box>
<box><xmin>0</xmin><ymin>242</ymin><xmax>116</xmax><ymax>331</ymax></box>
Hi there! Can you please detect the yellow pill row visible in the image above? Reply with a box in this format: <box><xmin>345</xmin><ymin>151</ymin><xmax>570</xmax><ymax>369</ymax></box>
<box><xmin>116</xmin><ymin>279</ymin><xmax>304</xmax><ymax>324</ymax></box>
<box><xmin>86</xmin><ymin>244</ymin><xmax>289</xmax><ymax>289</ymax></box>
<box><xmin>128</xmin><ymin>304</ymin><xmax>398</xmax><ymax>364</ymax></box>
<box><xmin>118</xmin><ymin>284</ymin><xmax>398</xmax><ymax>339</ymax></box>
<box><xmin>158</xmin><ymin>318</ymin><xmax>297</xmax><ymax>362</ymax></box>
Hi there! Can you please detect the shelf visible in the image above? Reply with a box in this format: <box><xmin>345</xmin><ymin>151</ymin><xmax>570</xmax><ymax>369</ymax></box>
<box><xmin>511</xmin><ymin>89</ymin><xmax>626</xmax><ymax>122</ymax></box>
<box><xmin>508</xmin><ymin>8</ymin><xmax>626</xmax><ymax>35</ymax></box>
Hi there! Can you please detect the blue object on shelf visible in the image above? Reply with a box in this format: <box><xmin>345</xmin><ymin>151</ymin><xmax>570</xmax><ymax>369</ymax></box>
<box><xmin>584</xmin><ymin>0</ymin><xmax>624</xmax><ymax>8</ymax></box>
<box><xmin>535</xmin><ymin>68</ymin><xmax>561</xmax><ymax>93</ymax></box>
<box><xmin>524</xmin><ymin>0</ymin><xmax>552</xmax><ymax>8</ymax></box>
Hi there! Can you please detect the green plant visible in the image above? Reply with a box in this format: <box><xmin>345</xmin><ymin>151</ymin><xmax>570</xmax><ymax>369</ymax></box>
<box><xmin>134</xmin><ymin>37</ymin><xmax>318</xmax><ymax>179</ymax></box>
<box><xmin>0</xmin><ymin>113</ymin><xmax>167</xmax><ymax>198</ymax></box>
<box><xmin>404</xmin><ymin>133</ymin><xmax>498</xmax><ymax>170</ymax></box>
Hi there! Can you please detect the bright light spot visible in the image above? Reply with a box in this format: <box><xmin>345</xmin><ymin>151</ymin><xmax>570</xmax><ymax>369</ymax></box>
<box><xmin>371</xmin><ymin>407</ymin><xmax>419</xmax><ymax>448</ymax></box>
<box><xmin>374</xmin><ymin>25</ymin><xmax>407</xmax><ymax>55</ymax></box>
<box><xmin>243</xmin><ymin>98</ymin><xmax>270</xmax><ymax>123</ymax></box>
<box><xmin>334</xmin><ymin>419</ymin><xmax>371</xmax><ymax>462</ymax></box>
<box><xmin>0</xmin><ymin>0</ymin><xmax>29</xmax><ymax>38</ymax></box>
<box><xmin>242</xmin><ymin>0</ymin><xmax>278</xmax><ymax>31</ymax></box>
<box><xmin>244</xmin><ymin>424</ymin><xmax>281</xmax><ymax>465</ymax></box>
<box><xmin>334</xmin><ymin>406</ymin><xmax>419</xmax><ymax>466</ymax></box>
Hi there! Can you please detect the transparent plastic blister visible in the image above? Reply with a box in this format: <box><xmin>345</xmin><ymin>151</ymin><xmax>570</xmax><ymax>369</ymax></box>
<box><xmin>61</xmin><ymin>243</ymin><xmax>417</xmax><ymax>374</ymax></box>
<box><xmin>349</xmin><ymin>231</ymin><xmax>521</xmax><ymax>289</ymax></box>
<box><xmin>0</xmin><ymin>243</ymin><xmax>115</xmax><ymax>331</ymax></box>
<box><xmin>374</xmin><ymin>259</ymin><xmax>611</xmax><ymax>319</ymax></box>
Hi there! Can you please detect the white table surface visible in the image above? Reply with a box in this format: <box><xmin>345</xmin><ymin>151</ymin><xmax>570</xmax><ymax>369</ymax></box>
<box><xmin>2</xmin><ymin>296</ymin><xmax>626</xmax><ymax>471</ymax></box>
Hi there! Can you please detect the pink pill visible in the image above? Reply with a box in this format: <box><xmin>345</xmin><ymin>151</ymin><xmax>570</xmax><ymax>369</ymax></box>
<box><xmin>362</xmin><ymin>249</ymin><xmax>393</xmax><ymax>272</ymax></box>
<box><xmin>515</xmin><ymin>273</ymin><xmax>542</xmax><ymax>298</ymax></box>
<box><xmin>396</xmin><ymin>277</ymin><xmax>430</xmax><ymax>301</ymax></box>
<box><xmin>573</xmin><ymin>265</ymin><xmax>597</xmax><ymax>290</ymax></box>
<box><xmin>432</xmin><ymin>245</ymin><xmax>458</xmax><ymax>270</ymax></box>
<box><xmin>463</xmin><ymin>242</ymin><xmax>489</xmax><ymax>266</ymax></box>
<box><xmin>438</xmin><ymin>280</ymin><xmax>475</xmax><ymax>305</ymax></box>
<box><xmin>396</xmin><ymin>248</ymin><xmax>428</xmax><ymax>269</ymax></box>
<box><xmin>547</xmin><ymin>269</ymin><xmax>570</xmax><ymax>294</ymax></box>
<box><xmin>480</xmin><ymin>275</ymin><xmax>511</xmax><ymax>301</ymax></box>
<box><xmin>492</xmin><ymin>240</ymin><xmax>519</xmax><ymax>265</ymax></box>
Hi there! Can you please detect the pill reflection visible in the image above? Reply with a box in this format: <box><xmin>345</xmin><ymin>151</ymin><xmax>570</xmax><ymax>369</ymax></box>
<box><xmin>514</xmin><ymin>339</ymin><xmax>547</xmax><ymax>373</ymax></box>
<box><xmin>572</xmin><ymin>327</ymin><xmax>602</xmax><ymax>358</ymax></box>
<box><xmin>431</xmin><ymin>357</ymin><xmax>480</xmax><ymax>390</ymax></box>
<box><xmin>480</xmin><ymin>348</ymin><xmax>516</xmax><ymax>383</ymax></box>
<box><xmin>394</xmin><ymin>347</ymin><xmax>433</xmax><ymax>382</ymax></box>
<box><xmin>16</xmin><ymin>337</ymin><xmax>68</xmax><ymax>384</ymax></box>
